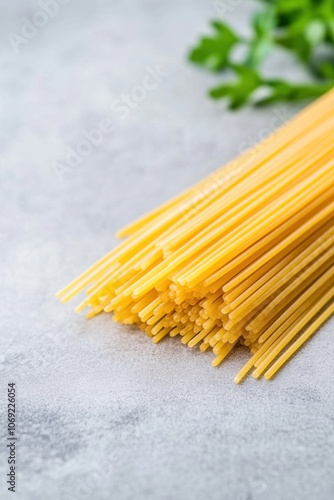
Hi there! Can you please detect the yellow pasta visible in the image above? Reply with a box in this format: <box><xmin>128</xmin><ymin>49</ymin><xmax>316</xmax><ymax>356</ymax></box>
<box><xmin>57</xmin><ymin>89</ymin><xmax>334</xmax><ymax>383</ymax></box>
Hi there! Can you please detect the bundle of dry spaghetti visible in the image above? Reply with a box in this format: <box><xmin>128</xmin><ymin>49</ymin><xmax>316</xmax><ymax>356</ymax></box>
<box><xmin>57</xmin><ymin>89</ymin><xmax>334</xmax><ymax>383</ymax></box>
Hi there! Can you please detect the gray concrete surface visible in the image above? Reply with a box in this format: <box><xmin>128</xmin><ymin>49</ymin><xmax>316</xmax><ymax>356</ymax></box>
<box><xmin>0</xmin><ymin>1</ymin><xmax>333</xmax><ymax>499</ymax></box>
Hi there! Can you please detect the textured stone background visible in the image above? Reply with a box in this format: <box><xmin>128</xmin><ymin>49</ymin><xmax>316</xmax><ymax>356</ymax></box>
<box><xmin>0</xmin><ymin>1</ymin><xmax>333</xmax><ymax>499</ymax></box>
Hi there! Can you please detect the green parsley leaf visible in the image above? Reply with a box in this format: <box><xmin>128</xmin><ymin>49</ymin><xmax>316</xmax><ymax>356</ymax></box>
<box><xmin>189</xmin><ymin>21</ymin><xmax>239</xmax><ymax>72</ymax></box>
<box><xmin>256</xmin><ymin>80</ymin><xmax>333</xmax><ymax>105</ymax></box>
<box><xmin>188</xmin><ymin>0</ymin><xmax>334</xmax><ymax>108</ymax></box>
<box><xmin>247</xmin><ymin>7</ymin><xmax>276</xmax><ymax>67</ymax></box>
<box><xmin>210</xmin><ymin>66</ymin><xmax>263</xmax><ymax>109</ymax></box>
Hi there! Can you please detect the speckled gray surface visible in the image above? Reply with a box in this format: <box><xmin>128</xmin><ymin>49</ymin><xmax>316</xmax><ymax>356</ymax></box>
<box><xmin>0</xmin><ymin>1</ymin><xmax>333</xmax><ymax>499</ymax></box>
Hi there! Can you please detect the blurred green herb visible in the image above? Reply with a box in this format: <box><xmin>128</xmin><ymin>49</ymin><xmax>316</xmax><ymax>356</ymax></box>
<box><xmin>188</xmin><ymin>0</ymin><xmax>334</xmax><ymax>108</ymax></box>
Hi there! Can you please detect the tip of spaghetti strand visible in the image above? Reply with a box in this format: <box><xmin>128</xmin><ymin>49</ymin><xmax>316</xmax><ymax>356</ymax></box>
<box><xmin>56</xmin><ymin>283</ymin><xmax>74</xmax><ymax>298</ymax></box>
<box><xmin>75</xmin><ymin>302</ymin><xmax>89</xmax><ymax>313</ymax></box>
<box><xmin>86</xmin><ymin>309</ymin><xmax>100</xmax><ymax>319</ymax></box>
<box><xmin>212</xmin><ymin>356</ymin><xmax>224</xmax><ymax>367</ymax></box>
<box><xmin>115</xmin><ymin>228</ymin><xmax>128</xmax><ymax>239</ymax></box>
<box><xmin>252</xmin><ymin>369</ymin><xmax>261</xmax><ymax>379</ymax></box>
<box><xmin>57</xmin><ymin>294</ymin><xmax>72</xmax><ymax>304</ymax></box>
<box><xmin>56</xmin><ymin>281</ymin><xmax>82</xmax><ymax>300</ymax></box>
<box><xmin>56</xmin><ymin>289</ymin><xmax>71</xmax><ymax>302</ymax></box>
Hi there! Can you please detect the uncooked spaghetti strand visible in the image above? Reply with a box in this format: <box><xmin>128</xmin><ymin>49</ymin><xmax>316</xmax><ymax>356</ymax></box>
<box><xmin>264</xmin><ymin>300</ymin><xmax>334</xmax><ymax>379</ymax></box>
<box><xmin>246</xmin><ymin>250</ymin><xmax>334</xmax><ymax>334</ymax></box>
<box><xmin>180</xmin><ymin>164</ymin><xmax>334</xmax><ymax>286</ymax></box>
<box><xmin>160</xmin><ymin>123</ymin><xmax>334</xmax><ymax>252</ymax></box>
<box><xmin>228</xmin><ymin>228</ymin><xmax>334</xmax><ymax>322</ymax></box>
<box><xmin>222</xmin><ymin>197</ymin><xmax>334</xmax><ymax>292</ymax></box>
<box><xmin>252</xmin><ymin>286</ymin><xmax>334</xmax><ymax>378</ymax></box>
<box><xmin>258</xmin><ymin>265</ymin><xmax>334</xmax><ymax>344</ymax></box>
<box><xmin>223</xmin><ymin>219</ymin><xmax>333</xmax><ymax>307</ymax></box>
<box><xmin>119</xmin><ymin>88</ymin><xmax>334</xmax><ymax>237</ymax></box>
